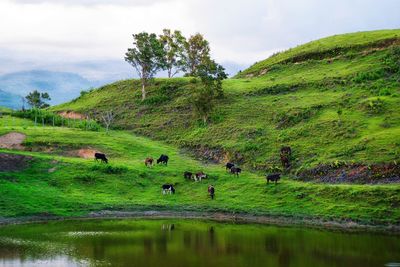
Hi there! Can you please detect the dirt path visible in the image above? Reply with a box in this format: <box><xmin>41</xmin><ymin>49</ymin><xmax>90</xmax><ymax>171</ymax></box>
<box><xmin>0</xmin><ymin>132</ymin><xmax>26</xmax><ymax>150</ymax></box>
<box><xmin>59</xmin><ymin>111</ymin><xmax>87</xmax><ymax>120</ymax></box>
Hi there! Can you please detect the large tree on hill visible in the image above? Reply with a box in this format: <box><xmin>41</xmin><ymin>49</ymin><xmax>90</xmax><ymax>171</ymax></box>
<box><xmin>192</xmin><ymin>58</ymin><xmax>227</xmax><ymax>124</ymax></box>
<box><xmin>25</xmin><ymin>90</ymin><xmax>51</xmax><ymax>109</ymax></box>
<box><xmin>184</xmin><ymin>33</ymin><xmax>211</xmax><ymax>76</ymax></box>
<box><xmin>125</xmin><ymin>32</ymin><xmax>165</xmax><ymax>100</ymax></box>
<box><xmin>159</xmin><ymin>29</ymin><xmax>187</xmax><ymax>78</ymax></box>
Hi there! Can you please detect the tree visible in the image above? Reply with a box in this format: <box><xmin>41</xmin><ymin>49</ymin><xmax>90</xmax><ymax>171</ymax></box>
<box><xmin>159</xmin><ymin>29</ymin><xmax>186</xmax><ymax>78</ymax></box>
<box><xmin>25</xmin><ymin>90</ymin><xmax>51</xmax><ymax>109</ymax></box>
<box><xmin>184</xmin><ymin>33</ymin><xmax>210</xmax><ymax>76</ymax></box>
<box><xmin>192</xmin><ymin>58</ymin><xmax>227</xmax><ymax>124</ymax></box>
<box><xmin>125</xmin><ymin>32</ymin><xmax>165</xmax><ymax>100</ymax></box>
<box><xmin>101</xmin><ymin>110</ymin><xmax>115</xmax><ymax>132</ymax></box>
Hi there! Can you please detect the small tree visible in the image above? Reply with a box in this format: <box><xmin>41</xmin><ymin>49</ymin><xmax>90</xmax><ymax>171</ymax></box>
<box><xmin>192</xmin><ymin>58</ymin><xmax>227</xmax><ymax>124</ymax></box>
<box><xmin>125</xmin><ymin>32</ymin><xmax>165</xmax><ymax>100</ymax></box>
<box><xmin>101</xmin><ymin>111</ymin><xmax>115</xmax><ymax>132</ymax></box>
<box><xmin>25</xmin><ymin>90</ymin><xmax>51</xmax><ymax>108</ymax></box>
<box><xmin>159</xmin><ymin>29</ymin><xmax>187</xmax><ymax>78</ymax></box>
<box><xmin>184</xmin><ymin>33</ymin><xmax>210</xmax><ymax>76</ymax></box>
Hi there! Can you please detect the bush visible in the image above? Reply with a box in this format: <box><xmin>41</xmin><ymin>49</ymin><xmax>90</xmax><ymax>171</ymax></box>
<box><xmin>11</xmin><ymin>109</ymin><xmax>101</xmax><ymax>131</ymax></box>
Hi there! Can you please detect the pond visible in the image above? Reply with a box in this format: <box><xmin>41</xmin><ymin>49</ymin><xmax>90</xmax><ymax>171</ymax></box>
<box><xmin>0</xmin><ymin>219</ymin><xmax>399</xmax><ymax>267</ymax></box>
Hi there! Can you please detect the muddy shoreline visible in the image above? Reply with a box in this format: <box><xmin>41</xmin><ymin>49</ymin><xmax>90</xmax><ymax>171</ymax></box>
<box><xmin>1</xmin><ymin>210</ymin><xmax>399</xmax><ymax>234</ymax></box>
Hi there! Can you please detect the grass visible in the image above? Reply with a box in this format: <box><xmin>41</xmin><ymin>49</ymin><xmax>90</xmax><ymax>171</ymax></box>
<box><xmin>52</xmin><ymin>36</ymin><xmax>400</xmax><ymax>171</ymax></box>
<box><xmin>1</xmin><ymin>29</ymin><xmax>400</xmax><ymax>226</ymax></box>
<box><xmin>0</xmin><ymin>116</ymin><xmax>399</xmax><ymax>225</ymax></box>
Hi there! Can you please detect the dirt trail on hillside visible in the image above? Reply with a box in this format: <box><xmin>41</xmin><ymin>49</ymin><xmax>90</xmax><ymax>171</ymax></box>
<box><xmin>0</xmin><ymin>132</ymin><xmax>26</xmax><ymax>150</ymax></box>
<box><xmin>66</xmin><ymin>148</ymin><xmax>101</xmax><ymax>159</ymax></box>
<box><xmin>0</xmin><ymin>153</ymin><xmax>31</xmax><ymax>172</ymax></box>
<box><xmin>59</xmin><ymin>111</ymin><xmax>87</xmax><ymax>120</ymax></box>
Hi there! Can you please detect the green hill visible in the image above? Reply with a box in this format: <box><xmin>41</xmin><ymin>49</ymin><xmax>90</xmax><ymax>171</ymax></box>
<box><xmin>53</xmin><ymin>29</ymin><xmax>400</xmax><ymax>176</ymax></box>
<box><xmin>1</xmin><ymin>29</ymin><xmax>400</xmax><ymax>227</ymax></box>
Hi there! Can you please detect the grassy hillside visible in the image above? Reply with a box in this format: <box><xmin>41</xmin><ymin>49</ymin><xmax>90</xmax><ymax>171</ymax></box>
<box><xmin>0</xmin><ymin>116</ymin><xmax>399</xmax><ymax>225</ymax></box>
<box><xmin>53</xmin><ymin>29</ymin><xmax>400</xmax><ymax>175</ymax></box>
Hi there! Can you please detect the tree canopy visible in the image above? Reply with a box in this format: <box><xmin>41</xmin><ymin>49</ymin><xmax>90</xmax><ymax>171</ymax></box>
<box><xmin>25</xmin><ymin>90</ymin><xmax>51</xmax><ymax>109</ymax></box>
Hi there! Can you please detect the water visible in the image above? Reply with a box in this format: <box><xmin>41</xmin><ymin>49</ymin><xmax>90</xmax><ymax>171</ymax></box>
<box><xmin>0</xmin><ymin>219</ymin><xmax>399</xmax><ymax>267</ymax></box>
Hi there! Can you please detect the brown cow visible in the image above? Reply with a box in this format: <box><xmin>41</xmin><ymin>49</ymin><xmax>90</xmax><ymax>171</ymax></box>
<box><xmin>145</xmin><ymin>157</ymin><xmax>154</xmax><ymax>167</ymax></box>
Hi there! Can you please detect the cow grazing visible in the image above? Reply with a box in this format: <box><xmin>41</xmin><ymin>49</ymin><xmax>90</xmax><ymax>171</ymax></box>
<box><xmin>144</xmin><ymin>157</ymin><xmax>154</xmax><ymax>167</ymax></box>
<box><xmin>225</xmin><ymin>162</ymin><xmax>235</xmax><ymax>171</ymax></box>
<box><xmin>157</xmin><ymin>154</ymin><xmax>169</xmax><ymax>166</ymax></box>
<box><xmin>230</xmin><ymin>167</ymin><xmax>242</xmax><ymax>177</ymax></box>
<box><xmin>266</xmin><ymin>173</ymin><xmax>281</xmax><ymax>185</ymax></box>
<box><xmin>94</xmin><ymin>153</ymin><xmax>108</xmax><ymax>164</ymax></box>
<box><xmin>208</xmin><ymin>185</ymin><xmax>215</xmax><ymax>200</ymax></box>
<box><xmin>184</xmin><ymin>171</ymin><xmax>193</xmax><ymax>180</ymax></box>
<box><xmin>161</xmin><ymin>184</ymin><xmax>175</xmax><ymax>194</ymax></box>
<box><xmin>195</xmin><ymin>171</ymin><xmax>207</xmax><ymax>182</ymax></box>
<box><xmin>280</xmin><ymin>154</ymin><xmax>290</xmax><ymax>169</ymax></box>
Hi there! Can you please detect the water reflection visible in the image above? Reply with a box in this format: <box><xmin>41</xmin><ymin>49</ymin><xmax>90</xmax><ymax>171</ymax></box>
<box><xmin>0</xmin><ymin>219</ymin><xmax>398</xmax><ymax>267</ymax></box>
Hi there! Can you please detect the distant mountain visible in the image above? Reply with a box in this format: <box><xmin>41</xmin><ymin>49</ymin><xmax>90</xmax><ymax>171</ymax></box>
<box><xmin>0</xmin><ymin>89</ymin><xmax>21</xmax><ymax>109</ymax></box>
<box><xmin>0</xmin><ymin>70</ymin><xmax>103</xmax><ymax>108</ymax></box>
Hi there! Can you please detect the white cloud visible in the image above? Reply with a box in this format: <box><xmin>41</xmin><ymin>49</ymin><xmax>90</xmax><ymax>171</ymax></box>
<box><xmin>0</xmin><ymin>0</ymin><xmax>399</xmax><ymax>81</ymax></box>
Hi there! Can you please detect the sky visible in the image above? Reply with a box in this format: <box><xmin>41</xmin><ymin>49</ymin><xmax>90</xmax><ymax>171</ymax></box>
<box><xmin>0</xmin><ymin>0</ymin><xmax>399</xmax><ymax>81</ymax></box>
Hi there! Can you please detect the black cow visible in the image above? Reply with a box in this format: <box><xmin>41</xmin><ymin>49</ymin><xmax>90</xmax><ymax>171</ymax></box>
<box><xmin>225</xmin><ymin>162</ymin><xmax>235</xmax><ymax>171</ymax></box>
<box><xmin>230</xmin><ymin>167</ymin><xmax>242</xmax><ymax>177</ymax></box>
<box><xmin>266</xmin><ymin>173</ymin><xmax>281</xmax><ymax>185</ymax></box>
<box><xmin>94</xmin><ymin>153</ymin><xmax>108</xmax><ymax>164</ymax></box>
<box><xmin>184</xmin><ymin>171</ymin><xmax>193</xmax><ymax>180</ymax></box>
<box><xmin>161</xmin><ymin>184</ymin><xmax>175</xmax><ymax>194</ymax></box>
<box><xmin>208</xmin><ymin>185</ymin><xmax>215</xmax><ymax>200</ymax></box>
<box><xmin>157</xmin><ymin>154</ymin><xmax>169</xmax><ymax>166</ymax></box>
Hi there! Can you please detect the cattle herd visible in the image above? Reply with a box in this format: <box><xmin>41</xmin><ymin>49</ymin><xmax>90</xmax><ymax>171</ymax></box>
<box><xmin>94</xmin><ymin>147</ymin><xmax>293</xmax><ymax>200</ymax></box>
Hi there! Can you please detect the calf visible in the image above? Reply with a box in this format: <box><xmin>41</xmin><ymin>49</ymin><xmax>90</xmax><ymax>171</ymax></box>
<box><xmin>94</xmin><ymin>153</ymin><xmax>108</xmax><ymax>164</ymax></box>
<box><xmin>230</xmin><ymin>167</ymin><xmax>242</xmax><ymax>177</ymax></box>
<box><xmin>280</xmin><ymin>154</ymin><xmax>290</xmax><ymax>169</ymax></box>
<box><xmin>266</xmin><ymin>173</ymin><xmax>281</xmax><ymax>185</ymax></box>
<box><xmin>184</xmin><ymin>171</ymin><xmax>193</xmax><ymax>180</ymax></box>
<box><xmin>208</xmin><ymin>185</ymin><xmax>215</xmax><ymax>200</ymax></box>
<box><xmin>161</xmin><ymin>184</ymin><xmax>175</xmax><ymax>194</ymax></box>
<box><xmin>144</xmin><ymin>157</ymin><xmax>154</xmax><ymax>167</ymax></box>
<box><xmin>195</xmin><ymin>171</ymin><xmax>207</xmax><ymax>182</ymax></box>
<box><xmin>157</xmin><ymin>154</ymin><xmax>169</xmax><ymax>166</ymax></box>
<box><xmin>225</xmin><ymin>162</ymin><xmax>235</xmax><ymax>171</ymax></box>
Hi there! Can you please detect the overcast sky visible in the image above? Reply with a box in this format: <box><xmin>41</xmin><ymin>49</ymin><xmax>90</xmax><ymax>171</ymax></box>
<box><xmin>0</xmin><ymin>0</ymin><xmax>399</xmax><ymax>80</ymax></box>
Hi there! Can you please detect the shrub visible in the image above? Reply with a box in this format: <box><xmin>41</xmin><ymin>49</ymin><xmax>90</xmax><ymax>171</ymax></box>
<box><xmin>11</xmin><ymin>109</ymin><xmax>101</xmax><ymax>131</ymax></box>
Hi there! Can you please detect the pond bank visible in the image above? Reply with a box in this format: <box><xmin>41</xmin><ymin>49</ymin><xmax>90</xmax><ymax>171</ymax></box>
<box><xmin>1</xmin><ymin>210</ymin><xmax>399</xmax><ymax>234</ymax></box>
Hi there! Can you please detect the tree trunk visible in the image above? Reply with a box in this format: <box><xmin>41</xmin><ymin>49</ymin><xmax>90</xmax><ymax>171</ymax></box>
<box><xmin>141</xmin><ymin>81</ymin><xmax>146</xmax><ymax>100</ymax></box>
<box><xmin>203</xmin><ymin>115</ymin><xmax>207</xmax><ymax>125</ymax></box>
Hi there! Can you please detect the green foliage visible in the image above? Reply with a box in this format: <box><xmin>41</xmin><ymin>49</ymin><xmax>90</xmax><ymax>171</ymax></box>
<box><xmin>25</xmin><ymin>90</ymin><xmax>51</xmax><ymax>108</ymax></box>
<box><xmin>159</xmin><ymin>29</ymin><xmax>187</xmax><ymax>77</ymax></box>
<box><xmin>125</xmin><ymin>32</ymin><xmax>166</xmax><ymax>100</ymax></box>
<box><xmin>191</xmin><ymin>59</ymin><xmax>228</xmax><ymax>123</ymax></box>
<box><xmin>12</xmin><ymin>109</ymin><xmax>101</xmax><ymax>131</ymax></box>
<box><xmin>184</xmin><ymin>33</ymin><xmax>211</xmax><ymax>76</ymax></box>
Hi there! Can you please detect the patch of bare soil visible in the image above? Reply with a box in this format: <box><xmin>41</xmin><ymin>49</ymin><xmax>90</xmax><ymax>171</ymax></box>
<box><xmin>58</xmin><ymin>111</ymin><xmax>87</xmax><ymax>120</ymax></box>
<box><xmin>0</xmin><ymin>153</ymin><xmax>32</xmax><ymax>172</ymax></box>
<box><xmin>67</xmin><ymin>148</ymin><xmax>101</xmax><ymax>159</ymax></box>
<box><xmin>298</xmin><ymin>163</ymin><xmax>400</xmax><ymax>184</ymax></box>
<box><xmin>0</xmin><ymin>132</ymin><xmax>26</xmax><ymax>150</ymax></box>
